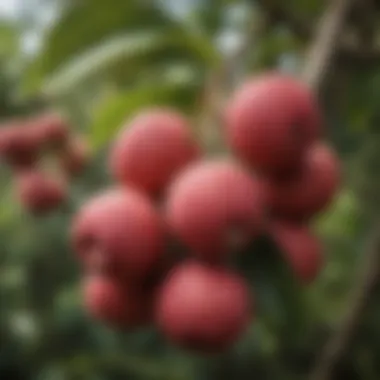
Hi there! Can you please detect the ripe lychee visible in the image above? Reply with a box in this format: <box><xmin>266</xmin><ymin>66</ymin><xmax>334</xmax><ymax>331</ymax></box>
<box><xmin>155</xmin><ymin>261</ymin><xmax>251</xmax><ymax>352</ymax></box>
<box><xmin>31</xmin><ymin>112</ymin><xmax>69</xmax><ymax>149</ymax></box>
<box><xmin>0</xmin><ymin>123</ymin><xmax>40</xmax><ymax>169</ymax></box>
<box><xmin>72</xmin><ymin>188</ymin><xmax>165</xmax><ymax>280</ymax></box>
<box><xmin>266</xmin><ymin>142</ymin><xmax>340</xmax><ymax>221</ymax></box>
<box><xmin>83</xmin><ymin>274</ymin><xmax>154</xmax><ymax>328</ymax></box>
<box><xmin>271</xmin><ymin>221</ymin><xmax>324</xmax><ymax>284</ymax></box>
<box><xmin>109</xmin><ymin>108</ymin><xmax>200</xmax><ymax>197</ymax></box>
<box><xmin>165</xmin><ymin>160</ymin><xmax>264</xmax><ymax>262</ymax></box>
<box><xmin>225</xmin><ymin>73</ymin><xmax>322</xmax><ymax>176</ymax></box>
<box><xmin>15</xmin><ymin>170</ymin><xmax>67</xmax><ymax>215</ymax></box>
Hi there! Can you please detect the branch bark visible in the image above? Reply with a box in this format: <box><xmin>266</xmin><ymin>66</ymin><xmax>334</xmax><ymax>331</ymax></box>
<box><xmin>303</xmin><ymin>2</ymin><xmax>380</xmax><ymax>377</ymax></box>
<box><xmin>254</xmin><ymin>0</ymin><xmax>380</xmax><ymax>67</ymax></box>
<box><xmin>301</xmin><ymin>0</ymin><xmax>353</xmax><ymax>92</ymax></box>
<box><xmin>309</xmin><ymin>223</ymin><xmax>380</xmax><ymax>380</ymax></box>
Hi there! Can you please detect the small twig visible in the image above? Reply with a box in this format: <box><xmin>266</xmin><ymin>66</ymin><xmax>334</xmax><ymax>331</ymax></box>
<box><xmin>255</xmin><ymin>0</ymin><xmax>379</xmax><ymax>67</ymax></box>
<box><xmin>309</xmin><ymin>223</ymin><xmax>380</xmax><ymax>380</ymax></box>
<box><xmin>302</xmin><ymin>0</ymin><xmax>353</xmax><ymax>92</ymax></box>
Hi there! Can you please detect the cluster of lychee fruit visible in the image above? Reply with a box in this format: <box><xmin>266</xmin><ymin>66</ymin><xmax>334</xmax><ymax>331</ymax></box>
<box><xmin>71</xmin><ymin>73</ymin><xmax>340</xmax><ymax>353</ymax></box>
<box><xmin>0</xmin><ymin>113</ymin><xmax>89</xmax><ymax>215</ymax></box>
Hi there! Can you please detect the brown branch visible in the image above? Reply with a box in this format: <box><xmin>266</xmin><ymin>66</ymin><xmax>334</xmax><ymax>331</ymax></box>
<box><xmin>298</xmin><ymin>2</ymin><xmax>380</xmax><ymax>380</ymax></box>
<box><xmin>309</xmin><ymin>223</ymin><xmax>380</xmax><ymax>380</ymax></box>
<box><xmin>301</xmin><ymin>0</ymin><xmax>354</xmax><ymax>92</ymax></box>
<box><xmin>254</xmin><ymin>0</ymin><xmax>380</xmax><ymax>66</ymax></box>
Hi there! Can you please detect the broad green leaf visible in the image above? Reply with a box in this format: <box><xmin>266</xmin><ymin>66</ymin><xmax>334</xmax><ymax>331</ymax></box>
<box><xmin>41</xmin><ymin>31</ymin><xmax>217</xmax><ymax>97</ymax></box>
<box><xmin>37</xmin><ymin>0</ymin><xmax>171</xmax><ymax>74</ymax></box>
<box><xmin>21</xmin><ymin>0</ymin><xmax>219</xmax><ymax>96</ymax></box>
<box><xmin>41</xmin><ymin>31</ymin><xmax>173</xmax><ymax>97</ymax></box>
<box><xmin>21</xmin><ymin>0</ymin><xmax>173</xmax><ymax>94</ymax></box>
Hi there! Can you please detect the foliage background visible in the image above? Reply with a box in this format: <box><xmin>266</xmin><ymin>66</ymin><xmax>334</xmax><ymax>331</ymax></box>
<box><xmin>0</xmin><ymin>0</ymin><xmax>379</xmax><ymax>379</ymax></box>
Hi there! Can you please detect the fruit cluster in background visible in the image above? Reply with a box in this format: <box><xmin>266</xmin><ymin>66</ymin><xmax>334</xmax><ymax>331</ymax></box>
<box><xmin>0</xmin><ymin>113</ymin><xmax>90</xmax><ymax>215</ymax></box>
<box><xmin>71</xmin><ymin>73</ymin><xmax>338</xmax><ymax>352</ymax></box>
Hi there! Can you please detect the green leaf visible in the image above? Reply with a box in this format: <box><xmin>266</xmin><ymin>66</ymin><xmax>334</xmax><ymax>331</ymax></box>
<box><xmin>237</xmin><ymin>236</ymin><xmax>312</xmax><ymax>343</ymax></box>
<box><xmin>41</xmin><ymin>31</ymin><xmax>173</xmax><ymax>97</ymax></box>
<box><xmin>21</xmin><ymin>0</ymin><xmax>219</xmax><ymax>97</ymax></box>
<box><xmin>41</xmin><ymin>30</ymin><xmax>217</xmax><ymax>98</ymax></box>
<box><xmin>21</xmin><ymin>0</ymin><xmax>172</xmax><ymax>94</ymax></box>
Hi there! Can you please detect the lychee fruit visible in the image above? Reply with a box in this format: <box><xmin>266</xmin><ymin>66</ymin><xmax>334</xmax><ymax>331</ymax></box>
<box><xmin>155</xmin><ymin>261</ymin><xmax>251</xmax><ymax>352</ymax></box>
<box><xmin>165</xmin><ymin>159</ymin><xmax>264</xmax><ymax>262</ymax></box>
<box><xmin>72</xmin><ymin>188</ymin><xmax>165</xmax><ymax>280</ymax></box>
<box><xmin>15</xmin><ymin>170</ymin><xmax>67</xmax><ymax>215</ymax></box>
<box><xmin>31</xmin><ymin>112</ymin><xmax>69</xmax><ymax>149</ymax></box>
<box><xmin>225</xmin><ymin>73</ymin><xmax>322</xmax><ymax>176</ymax></box>
<box><xmin>83</xmin><ymin>274</ymin><xmax>154</xmax><ymax>329</ymax></box>
<box><xmin>266</xmin><ymin>142</ymin><xmax>340</xmax><ymax>221</ymax></box>
<box><xmin>271</xmin><ymin>221</ymin><xmax>324</xmax><ymax>284</ymax></box>
<box><xmin>109</xmin><ymin>108</ymin><xmax>200</xmax><ymax>197</ymax></box>
<box><xmin>0</xmin><ymin>123</ymin><xmax>40</xmax><ymax>169</ymax></box>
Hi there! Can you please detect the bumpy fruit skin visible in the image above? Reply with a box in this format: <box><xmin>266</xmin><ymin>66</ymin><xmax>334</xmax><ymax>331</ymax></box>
<box><xmin>266</xmin><ymin>143</ymin><xmax>340</xmax><ymax>221</ymax></box>
<box><xmin>83</xmin><ymin>274</ymin><xmax>153</xmax><ymax>328</ymax></box>
<box><xmin>15</xmin><ymin>170</ymin><xmax>67</xmax><ymax>215</ymax></box>
<box><xmin>165</xmin><ymin>160</ymin><xmax>264</xmax><ymax>262</ymax></box>
<box><xmin>109</xmin><ymin>108</ymin><xmax>200</xmax><ymax>197</ymax></box>
<box><xmin>156</xmin><ymin>261</ymin><xmax>251</xmax><ymax>352</ymax></box>
<box><xmin>72</xmin><ymin>188</ymin><xmax>165</xmax><ymax>280</ymax></box>
<box><xmin>0</xmin><ymin>124</ymin><xmax>40</xmax><ymax>169</ymax></box>
<box><xmin>61</xmin><ymin>135</ymin><xmax>90</xmax><ymax>177</ymax></box>
<box><xmin>225</xmin><ymin>73</ymin><xmax>321</xmax><ymax>176</ymax></box>
<box><xmin>31</xmin><ymin>113</ymin><xmax>69</xmax><ymax>149</ymax></box>
<box><xmin>271</xmin><ymin>221</ymin><xmax>323</xmax><ymax>284</ymax></box>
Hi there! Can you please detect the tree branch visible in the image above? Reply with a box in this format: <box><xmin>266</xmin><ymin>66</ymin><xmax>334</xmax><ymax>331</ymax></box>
<box><xmin>295</xmin><ymin>2</ymin><xmax>380</xmax><ymax>380</ymax></box>
<box><xmin>309</xmin><ymin>222</ymin><xmax>380</xmax><ymax>380</ymax></box>
<box><xmin>301</xmin><ymin>0</ymin><xmax>353</xmax><ymax>92</ymax></box>
<box><xmin>254</xmin><ymin>0</ymin><xmax>380</xmax><ymax>67</ymax></box>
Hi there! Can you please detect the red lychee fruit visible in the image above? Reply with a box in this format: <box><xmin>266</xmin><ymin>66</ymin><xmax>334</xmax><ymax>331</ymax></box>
<box><xmin>60</xmin><ymin>135</ymin><xmax>90</xmax><ymax>177</ymax></box>
<box><xmin>155</xmin><ymin>261</ymin><xmax>251</xmax><ymax>352</ymax></box>
<box><xmin>31</xmin><ymin>112</ymin><xmax>69</xmax><ymax>149</ymax></box>
<box><xmin>165</xmin><ymin>160</ymin><xmax>264</xmax><ymax>262</ymax></box>
<box><xmin>0</xmin><ymin>123</ymin><xmax>40</xmax><ymax>169</ymax></box>
<box><xmin>15</xmin><ymin>170</ymin><xmax>67</xmax><ymax>215</ymax></box>
<box><xmin>72</xmin><ymin>188</ymin><xmax>165</xmax><ymax>281</ymax></box>
<box><xmin>83</xmin><ymin>274</ymin><xmax>154</xmax><ymax>329</ymax></box>
<box><xmin>266</xmin><ymin>142</ymin><xmax>340</xmax><ymax>221</ymax></box>
<box><xmin>271</xmin><ymin>221</ymin><xmax>324</xmax><ymax>284</ymax></box>
<box><xmin>225</xmin><ymin>73</ymin><xmax>322</xmax><ymax>176</ymax></box>
<box><xmin>109</xmin><ymin>108</ymin><xmax>200</xmax><ymax>197</ymax></box>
